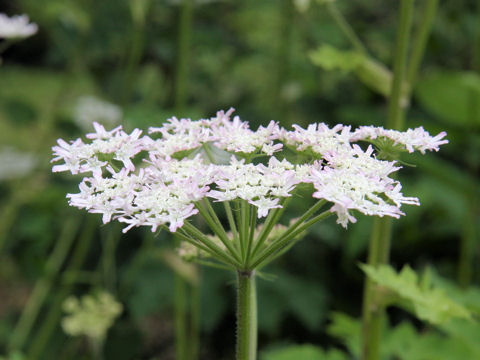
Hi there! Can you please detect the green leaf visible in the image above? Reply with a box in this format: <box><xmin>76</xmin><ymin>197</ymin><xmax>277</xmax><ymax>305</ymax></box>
<box><xmin>385</xmin><ymin>321</ymin><xmax>476</xmax><ymax>360</ymax></box>
<box><xmin>309</xmin><ymin>44</ymin><xmax>393</xmax><ymax>97</ymax></box>
<box><xmin>261</xmin><ymin>344</ymin><xmax>347</xmax><ymax>360</ymax></box>
<box><xmin>326</xmin><ymin>312</ymin><xmax>362</xmax><ymax>357</ymax></box>
<box><xmin>415</xmin><ymin>70</ymin><xmax>480</xmax><ymax>127</ymax></box>
<box><xmin>309</xmin><ymin>45</ymin><xmax>364</xmax><ymax>72</ymax></box>
<box><xmin>360</xmin><ymin>264</ymin><xmax>472</xmax><ymax>325</ymax></box>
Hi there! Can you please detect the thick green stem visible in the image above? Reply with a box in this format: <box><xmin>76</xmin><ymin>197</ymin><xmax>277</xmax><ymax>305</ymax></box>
<box><xmin>236</xmin><ymin>270</ymin><xmax>257</xmax><ymax>360</ymax></box>
<box><xmin>9</xmin><ymin>217</ymin><xmax>80</xmax><ymax>351</ymax></box>
<box><xmin>361</xmin><ymin>217</ymin><xmax>392</xmax><ymax>360</ymax></box>
<box><xmin>362</xmin><ymin>2</ymin><xmax>417</xmax><ymax>359</ymax></box>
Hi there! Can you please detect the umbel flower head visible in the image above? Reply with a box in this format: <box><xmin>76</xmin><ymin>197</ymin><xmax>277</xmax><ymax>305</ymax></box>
<box><xmin>52</xmin><ymin>109</ymin><xmax>447</xmax><ymax>268</ymax></box>
<box><xmin>0</xmin><ymin>13</ymin><xmax>37</xmax><ymax>39</ymax></box>
<box><xmin>62</xmin><ymin>291</ymin><xmax>123</xmax><ymax>341</ymax></box>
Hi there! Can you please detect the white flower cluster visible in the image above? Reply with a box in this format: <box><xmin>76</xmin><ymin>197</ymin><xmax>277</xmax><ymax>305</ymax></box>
<box><xmin>73</xmin><ymin>96</ymin><xmax>122</xmax><ymax>131</ymax></box>
<box><xmin>52</xmin><ymin>109</ymin><xmax>447</xmax><ymax>232</ymax></box>
<box><xmin>61</xmin><ymin>291</ymin><xmax>122</xmax><ymax>341</ymax></box>
<box><xmin>0</xmin><ymin>147</ymin><xmax>37</xmax><ymax>180</ymax></box>
<box><xmin>0</xmin><ymin>13</ymin><xmax>37</xmax><ymax>39</ymax></box>
<box><xmin>350</xmin><ymin>125</ymin><xmax>448</xmax><ymax>154</ymax></box>
<box><xmin>148</xmin><ymin>108</ymin><xmax>282</xmax><ymax>159</ymax></box>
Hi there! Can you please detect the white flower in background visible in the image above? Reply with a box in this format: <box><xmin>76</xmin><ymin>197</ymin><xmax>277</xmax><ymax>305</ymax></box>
<box><xmin>62</xmin><ymin>291</ymin><xmax>122</xmax><ymax>341</ymax></box>
<box><xmin>0</xmin><ymin>13</ymin><xmax>37</xmax><ymax>39</ymax></box>
<box><xmin>52</xmin><ymin>109</ymin><xmax>448</xmax><ymax>232</ymax></box>
<box><xmin>73</xmin><ymin>96</ymin><xmax>123</xmax><ymax>131</ymax></box>
<box><xmin>0</xmin><ymin>147</ymin><xmax>37</xmax><ymax>180</ymax></box>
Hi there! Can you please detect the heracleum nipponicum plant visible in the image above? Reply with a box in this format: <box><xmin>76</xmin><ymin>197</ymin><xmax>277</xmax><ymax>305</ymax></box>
<box><xmin>51</xmin><ymin>108</ymin><xmax>447</xmax><ymax>360</ymax></box>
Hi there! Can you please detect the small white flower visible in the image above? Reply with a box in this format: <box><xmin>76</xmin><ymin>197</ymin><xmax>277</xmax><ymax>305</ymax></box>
<box><xmin>0</xmin><ymin>13</ymin><xmax>37</xmax><ymax>39</ymax></box>
<box><xmin>249</xmin><ymin>197</ymin><xmax>282</xmax><ymax>218</ymax></box>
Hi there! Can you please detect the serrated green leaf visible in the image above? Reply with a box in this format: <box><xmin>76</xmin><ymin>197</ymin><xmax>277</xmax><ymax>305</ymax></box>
<box><xmin>326</xmin><ymin>312</ymin><xmax>361</xmax><ymax>357</ymax></box>
<box><xmin>360</xmin><ymin>264</ymin><xmax>472</xmax><ymax>325</ymax></box>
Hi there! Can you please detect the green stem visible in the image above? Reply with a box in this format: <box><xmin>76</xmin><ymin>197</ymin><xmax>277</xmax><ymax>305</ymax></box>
<box><xmin>194</xmin><ymin>201</ymin><xmax>242</xmax><ymax>263</ymax></box>
<box><xmin>326</xmin><ymin>2</ymin><xmax>368</xmax><ymax>54</ymax></box>
<box><xmin>9</xmin><ymin>217</ymin><xmax>80</xmax><ymax>351</ymax></box>
<box><xmin>236</xmin><ymin>270</ymin><xmax>257</xmax><ymax>360</ymax></box>
<box><xmin>406</xmin><ymin>0</ymin><xmax>439</xmax><ymax>89</ymax></box>
<box><xmin>175</xmin><ymin>227</ymin><xmax>218</xmax><ymax>258</ymax></box>
<box><xmin>239</xmin><ymin>201</ymin><xmax>249</xmax><ymax>263</ymax></box>
<box><xmin>457</xmin><ymin>205</ymin><xmax>476</xmax><ymax>287</ymax></box>
<box><xmin>249</xmin><ymin>197</ymin><xmax>291</xmax><ymax>260</ymax></box>
<box><xmin>174</xmin><ymin>0</ymin><xmax>194</xmax><ymax>112</ymax></box>
<box><xmin>250</xmin><ymin>199</ymin><xmax>325</xmax><ymax>267</ymax></box>
<box><xmin>101</xmin><ymin>224</ymin><xmax>119</xmax><ymax>293</ymax></box>
<box><xmin>182</xmin><ymin>222</ymin><xmax>242</xmax><ymax>268</ymax></box>
<box><xmin>361</xmin><ymin>217</ymin><xmax>392</xmax><ymax>360</ymax></box>
<box><xmin>245</xmin><ymin>206</ymin><xmax>257</xmax><ymax>261</ymax></box>
<box><xmin>27</xmin><ymin>216</ymin><xmax>97</xmax><ymax>360</ymax></box>
<box><xmin>273</xmin><ymin>0</ymin><xmax>294</xmax><ymax>121</ymax></box>
<box><xmin>225</xmin><ymin>202</ymin><xmax>240</xmax><ymax>246</ymax></box>
<box><xmin>188</xmin><ymin>280</ymin><xmax>201</xmax><ymax>360</ymax></box>
<box><xmin>250</xmin><ymin>209</ymin><xmax>332</xmax><ymax>269</ymax></box>
<box><xmin>174</xmin><ymin>273</ymin><xmax>188</xmax><ymax>360</ymax></box>
<box><xmin>386</xmin><ymin>0</ymin><xmax>415</xmax><ymax>131</ymax></box>
<box><xmin>362</xmin><ymin>4</ymin><xmax>414</xmax><ymax>360</ymax></box>
<box><xmin>121</xmin><ymin>3</ymin><xmax>147</xmax><ymax>105</ymax></box>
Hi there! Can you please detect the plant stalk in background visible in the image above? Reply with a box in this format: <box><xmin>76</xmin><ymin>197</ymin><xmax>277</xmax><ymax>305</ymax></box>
<box><xmin>361</xmin><ymin>1</ymin><xmax>438</xmax><ymax>359</ymax></box>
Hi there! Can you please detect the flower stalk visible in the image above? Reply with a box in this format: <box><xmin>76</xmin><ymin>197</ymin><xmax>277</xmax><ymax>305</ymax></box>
<box><xmin>361</xmin><ymin>0</ymin><xmax>439</xmax><ymax>359</ymax></box>
<box><xmin>362</xmin><ymin>0</ymin><xmax>415</xmax><ymax>356</ymax></box>
<box><xmin>236</xmin><ymin>270</ymin><xmax>257</xmax><ymax>360</ymax></box>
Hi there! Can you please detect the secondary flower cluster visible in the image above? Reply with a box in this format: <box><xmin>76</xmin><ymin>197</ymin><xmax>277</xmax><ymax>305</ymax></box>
<box><xmin>0</xmin><ymin>13</ymin><xmax>37</xmax><ymax>39</ymax></box>
<box><xmin>52</xmin><ymin>109</ymin><xmax>447</xmax><ymax>233</ymax></box>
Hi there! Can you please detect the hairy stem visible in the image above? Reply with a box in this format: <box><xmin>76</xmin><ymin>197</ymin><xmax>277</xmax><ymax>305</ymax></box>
<box><xmin>236</xmin><ymin>270</ymin><xmax>257</xmax><ymax>360</ymax></box>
